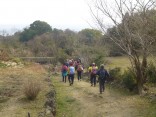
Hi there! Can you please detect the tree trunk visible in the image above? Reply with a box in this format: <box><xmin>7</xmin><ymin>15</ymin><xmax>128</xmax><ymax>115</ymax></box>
<box><xmin>134</xmin><ymin>58</ymin><xmax>144</xmax><ymax>94</ymax></box>
<box><xmin>142</xmin><ymin>56</ymin><xmax>147</xmax><ymax>83</ymax></box>
<box><xmin>136</xmin><ymin>56</ymin><xmax>147</xmax><ymax>94</ymax></box>
<box><xmin>136</xmin><ymin>74</ymin><xmax>143</xmax><ymax>94</ymax></box>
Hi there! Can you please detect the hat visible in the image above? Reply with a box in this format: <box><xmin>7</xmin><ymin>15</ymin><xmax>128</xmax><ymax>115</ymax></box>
<box><xmin>100</xmin><ymin>64</ymin><xmax>104</xmax><ymax>69</ymax></box>
<box><xmin>92</xmin><ymin>63</ymin><xmax>95</xmax><ymax>65</ymax></box>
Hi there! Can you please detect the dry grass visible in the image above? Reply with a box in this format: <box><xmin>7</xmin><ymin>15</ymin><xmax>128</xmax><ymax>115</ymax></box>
<box><xmin>106</xmin><ymin>56</ymin><xmax>131</xmax><ymax>70</ymax></box>
<box><xmin>0</xmin><ymin>63</ymin><xmax>52</xmax><ymax>117</ymax></box>
<box><xmin>23</xmin><ymin>79</ymin><xmax>41</xmax><ymax>100</ymax></box>
<box><xmin>106</xmin><ymin>56</ymin><xmax>156</xmax><ymax>70</ymax></box>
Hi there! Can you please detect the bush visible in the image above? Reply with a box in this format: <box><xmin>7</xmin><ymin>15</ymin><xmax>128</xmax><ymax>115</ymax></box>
<box><xmin>0</xmin><ymin>50</ymin><xmax>10</xmax><ymax>61</ymax></box>
<box><xmin>11</xmin><ymin>57</ymin><xmax>23</xmax><ymax>64</ymax></box>
<box><xmin>146</xmin><ymin>62</ymin><xmax>156</xmax><ymax>83</ymax></box>
<box><xmin>24</xmin><ymin>79</ymin><xmax>41</xmax><ymax>100</ymax></box>
<box><xmin>0</xmin><ymin>62</ymin><xmax>6</xmax><ymax>68</ymax></box>
<box><xmin>109</xmin><ymin>67</ymin><xmax>122</xmax><ymax>82</ymax></box>
<box><xmin>122</xmin><ymin>69</ymin><xmax>136</xmax><ymax>91</ymax></box>
<box><xmin>94</xmin><ymin>55</ymin><xmax>105</xmax><ymax>67</ymax></box>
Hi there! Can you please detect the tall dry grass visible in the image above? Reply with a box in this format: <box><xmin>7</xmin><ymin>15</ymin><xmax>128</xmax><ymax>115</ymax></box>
<box><xmin>23</xmin><ymin>79</ymin><xmax>41</xmax><ymax>100</ymax></box>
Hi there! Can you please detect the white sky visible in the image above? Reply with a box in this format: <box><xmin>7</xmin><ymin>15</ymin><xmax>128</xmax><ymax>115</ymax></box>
<box><xmin>0</xmin><ymin>0</ymin><xmax>95</xmax><ymax>34</ymax></box>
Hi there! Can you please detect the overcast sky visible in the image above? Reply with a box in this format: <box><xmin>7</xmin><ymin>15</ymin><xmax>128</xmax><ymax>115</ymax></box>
<box><xmin>0</xmin><ymin>0</ymin><xmax>95</xmax><ymax>34</ymax></box>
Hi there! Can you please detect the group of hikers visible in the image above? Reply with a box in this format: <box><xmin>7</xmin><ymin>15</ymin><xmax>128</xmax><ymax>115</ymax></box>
<box><xmin>61</xmin><ymin>58</ymin><xmax>109</xmax><ymax>94</ymax></box>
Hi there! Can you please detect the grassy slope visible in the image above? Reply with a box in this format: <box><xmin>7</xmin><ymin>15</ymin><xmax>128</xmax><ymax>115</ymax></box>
<box><xmin>106</xmin><ymin>56</ymin><xmax>131</xmax><ymax>70</ymax></box>
<box><xmin>0</xmin><ymin>63</ymin><xmax>51</xmax><ymax>117</ymax></box>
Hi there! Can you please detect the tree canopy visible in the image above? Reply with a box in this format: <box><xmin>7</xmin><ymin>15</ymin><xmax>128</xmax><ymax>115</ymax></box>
<box><xmin>20</xmin><ymin>20</ymin><xmax>52</xmax><ymax>42</ymax></box>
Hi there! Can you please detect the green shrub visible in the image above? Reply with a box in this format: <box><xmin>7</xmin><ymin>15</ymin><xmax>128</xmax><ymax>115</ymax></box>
<box><xmin>94</xmin><ymin>55</ymin><xmax>104</xmax><ymax>67</ymax></box>
<box><xmin>11</xmin><ymin>57</ymin><xmax>23</xmax><ymax>64</ymax></box>
<box><xmin>122</xmin><ymin>69</ymin><xmax>136</xmax><ymax>91</ymax></box>
<box><xmin>24</xmin><ymin>79</ymin><xmax>41</xmax><ymax>100</ymax></box>
<box><xmin>0</xmin><ymin>62</ymin><xmax>6</xmax><ymax>68</ymax></box>
<box><xmin>146</xmin><ymin>62</ymin><xmax>156</xmax><ymax>83</ymax></box>
<box><xmin>109</xmin><ymin>67</ymin><xmax>122</xmax><ymax>81</ymax></box>
<box><xmin>0</xmin><ymin>96</ymin><xmax>9</xmax><ymax>103</ymax></box>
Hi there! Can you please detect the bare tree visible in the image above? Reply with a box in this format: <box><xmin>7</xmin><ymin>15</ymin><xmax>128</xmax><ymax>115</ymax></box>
<box><xmin>90</xmin><ymin>0</ymin><xmax>156</xmax><ymax>94</ymax></box>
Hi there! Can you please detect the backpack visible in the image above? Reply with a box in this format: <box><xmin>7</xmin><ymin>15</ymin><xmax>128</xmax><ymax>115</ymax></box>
<box><xmin>62</xmin><ymin>65</ymin><xmax>67</xmax><ymax>72</ymax></box>
<box><xmin>69</xmin><ymin>66</ymin><xmax>75</xmax><ymax>74</ymax></box>
<box><xmin>75</xmin><ymin>64</ymin><xmax>78</xmax><ymax>70</ymax></box>
<box><xmin>99</xmin><ymin>70</ymin><xmax>106</xmax><ymax>80</ymax></box>
<box><xmin>91</xmin><ymin>66</ymin><xmax>97</xmax><ymax>75</ymax></box>
<box><xmin>77</xmin><ymin>65</ymin><xmax>83</xmax><ymax>71</ymax></box>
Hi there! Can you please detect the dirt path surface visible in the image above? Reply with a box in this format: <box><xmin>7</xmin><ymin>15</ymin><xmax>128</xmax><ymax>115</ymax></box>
<box><xmin>53</xmin><ymin>76</ymin><xmax>148</xmax><ymax>117</ymax></box>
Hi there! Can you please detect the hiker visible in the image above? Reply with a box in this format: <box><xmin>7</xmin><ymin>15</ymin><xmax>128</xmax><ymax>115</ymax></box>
<box><xmin>77</xmin><ymin>62</ymin><xmax>83</xmax><ymax>81</ymax></box>
<box><xmin>68</xmin><ymin>62</ymin><xmax>75</xmax><ymax>86</ymax></box>
<box><xmin>74</xmin><ymin>60</ymin><xmax>79</xmax><ymax>71</ymax></box>
<box><xmin>65</xmin><ymin>59</ymin><xmax>69</xmax><ymax>67</ymax></box>
<box><xmin>88</xmin><ymin>64</ymin><xmax>92</xmax><ymax>83</ymax></box>
<box><xmin>61</xmin><ymin>63</ymin><xmax>68</xmax><ymax>83</ymax></box>
<box><xmin>96</xmin><ymin>64</ymin><xmax>109</xmax><ymax>94</ymax></box>
<box><xmin>90</xmin><ymin>63</ymin><xmax>98</xmax><ymax>86</ymax></box>
<box><xmin>78</xmin><ymin>58</ymin><xmax>81</xmax><ymax>63</ymax></box>
<box><xmin>71</xmin><ymin>59</ymin><xmax>75</xmax><ymax>66</ymax></box>
<box><xmin>68</xmin><ymin>59</ymin><xmax>72</xmax><ymax>65</ymax></box>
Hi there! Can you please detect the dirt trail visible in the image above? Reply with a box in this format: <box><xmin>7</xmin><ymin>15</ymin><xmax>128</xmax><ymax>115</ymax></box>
<box><xmin>54</xmin><ymin>76</ymin><xmax>146</xmax><ymax>117</ymax></box>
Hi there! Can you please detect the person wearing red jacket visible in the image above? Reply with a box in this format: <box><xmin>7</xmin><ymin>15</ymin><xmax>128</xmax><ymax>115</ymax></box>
<box><xmin>61</xmin><ymin>63</ymin><xmax>68</xmax><ymax>83</ymax></box>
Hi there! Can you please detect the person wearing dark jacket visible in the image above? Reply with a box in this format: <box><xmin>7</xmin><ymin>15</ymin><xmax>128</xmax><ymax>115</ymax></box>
<box><xmin>96</xmin><ymin>64</ymin><xmax>109</xmax><ymax>94</ymax></box>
